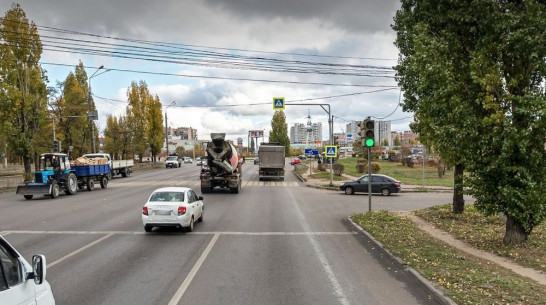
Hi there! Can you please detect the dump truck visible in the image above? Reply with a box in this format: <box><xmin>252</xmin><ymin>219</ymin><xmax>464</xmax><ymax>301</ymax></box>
<box><xmin>200</xmin><ymin>133</ymin><xmax>242</xmax><ymax>194</ymax></box>
<box><xmin>258</xmin><ymin>143</ymin><xmax>285</xmax><ymax>181</ymax></box>
<box><xmin>82</xmin><ymin>153</ymin><xmax>133</xmax><ymax>178</ymax></box>
<box><xmin>16</xmin><ymin>153</ymin><xmax>111</xmax><ymax>200</ymax></box>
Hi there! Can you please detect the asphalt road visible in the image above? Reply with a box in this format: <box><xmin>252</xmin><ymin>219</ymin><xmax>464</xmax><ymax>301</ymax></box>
<box><xmin>0</xmin><ymin>162</ymin><xmax>464</xmax><ymax>305</ymax></box>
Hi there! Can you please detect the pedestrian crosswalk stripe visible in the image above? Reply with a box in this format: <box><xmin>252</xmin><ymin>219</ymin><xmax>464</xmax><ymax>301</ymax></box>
<box><xmin>109</xmin><ymin>181</ymin><xmax>300</xmax><ymax>187</ymax></box>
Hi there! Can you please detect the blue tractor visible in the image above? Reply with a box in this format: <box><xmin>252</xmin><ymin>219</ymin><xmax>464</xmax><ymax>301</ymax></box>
<box><xmin>16</xmin><ymin>153</ymin><xmax>110</xmax><ymax>200</ymax></box>
<box><xmin>16</xmin><ymin>153</ymin><xmax>78</xmax><ymax>200</ymax></box>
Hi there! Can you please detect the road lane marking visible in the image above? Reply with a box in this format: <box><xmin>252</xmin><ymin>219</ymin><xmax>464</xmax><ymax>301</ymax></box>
<box><xmin>3</xmin><ymin>230</ymin><xmax>356</xmax><ymax>236</ymax></box>
<box><xmin>168</xmin><ymin>233</ymin><xmax>220</xmax><ymax>305</ymax></box>
<box><xmin>47</xmin><ymin>233</ymin><xmax>114</xmax><ymax>268</ymax></box>
<box><xmin>286</xmin><ymin>190</ymin><xmax>351</xmax><ymax>305</ymax></box>
<box><xmin>108</xmin><ymin>180</ymin><xmax>300</xmax><ymax>187</ymax></box>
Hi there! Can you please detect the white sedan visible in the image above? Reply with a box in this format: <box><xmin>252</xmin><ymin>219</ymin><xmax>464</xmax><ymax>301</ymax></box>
<box><xmin>0</xmin><ymin>235</ymin><xmax>56</xmax><ymax>305</ymax></box>
<box><xmin>142</xmin><ymin>187</ymin><xmax>204</xmax><ymax>232</ymax></box>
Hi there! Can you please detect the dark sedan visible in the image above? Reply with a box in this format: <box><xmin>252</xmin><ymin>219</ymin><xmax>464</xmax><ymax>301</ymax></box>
<box><xmin>339</xmin><ymin>174</ymin><xmax>401</xmax><ymax>196</ymax></box>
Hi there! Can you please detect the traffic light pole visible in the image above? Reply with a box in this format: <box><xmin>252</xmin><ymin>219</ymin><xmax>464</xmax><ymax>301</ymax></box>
<box><xmin>367</xmin><ymin>146</ymin><xmax>372</xmax><ymax>213</ymax></box>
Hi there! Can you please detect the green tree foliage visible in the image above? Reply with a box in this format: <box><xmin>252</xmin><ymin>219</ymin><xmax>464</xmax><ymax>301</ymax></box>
<box><xmin>125</xmin><ymin>81</ymin><xmax>163</xmax><ymax>162</ymax></box>
<box><xmin>58</xmin><ymin>72</ymin><xmax>90</xmax><ymax>156</ymax></box>
<box><xmin>0</xmin><ymin>4</ymin><xmax>48</xmax><ymax>179</ymax></box>
<box><xmin>394</xmin><ymin>0</ymin><xmax>546</xmax><ymax>243</ymax></box>
<box><xmin>103</xmin><ymin>114</ymin><xmax>133</xmax><ymax>160</ymax></box>
<box><xmin>269</xmin><ymin>110</ymin><xmax>290</xmax><ymax>155</ymax></box>
<box><xmin>147</xmin><ymin>95</ymin><xmax>164</xmax><ymax>161</ymax></box>
<box><xmin>103</xmin><ymin>115</ymin><xmax>121</xmax><ymax>158</ymax></box>
<box><xmin>126</xmin><ymin>81</ymin><xmax>149</xmax><ymax>162</ymax></box>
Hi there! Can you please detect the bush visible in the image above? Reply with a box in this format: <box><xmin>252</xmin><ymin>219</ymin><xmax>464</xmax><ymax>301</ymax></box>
<box><xmin>318</xmin><ymin>163</ymin><xmax>327</xmax><ymax>171</ymax></box>
<box><xmin>371</xmin><ymin>162</ymin><xmax>381</xmax><ymax>173</ymax></box>
<box><xmin>427</xmin><ymin>158</ymin><xmax>438</xmax><ymax>167</ymax></box>
<box><xmin>357</xmin><ymin>159</ymin><xmax>367</xmax><ymax>165</ymax></box>
<box><xmin>355</xmin><ymin>164</ymin><xmax>366</xmax><ymax>174</ymax></box>
<box><xmin>333</xmin><ymin>163</ymin><xmax>345</xmax><ymax>176</ymax></box>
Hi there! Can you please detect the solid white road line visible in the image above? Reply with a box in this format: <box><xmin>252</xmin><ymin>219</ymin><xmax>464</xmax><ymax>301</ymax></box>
<box><xmin>168</xmin><ymin>233</ymin><xmax>220</xmax><ymax>305</ymax></box>
<box><xmin>47</xmin><ymin>233</ymin><xmax>114</xmax><ymax>268</ymax></box>
<box><xmin>286</xmin><ymin>189</ymin><xmax>351</xmax><ymax>305</ymax></box>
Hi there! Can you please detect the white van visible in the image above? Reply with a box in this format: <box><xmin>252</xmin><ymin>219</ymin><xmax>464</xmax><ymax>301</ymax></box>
<box><xmin>0</xmin><ymin>235</ymin><xmax>56</xmax><ymax>304</ymax></box>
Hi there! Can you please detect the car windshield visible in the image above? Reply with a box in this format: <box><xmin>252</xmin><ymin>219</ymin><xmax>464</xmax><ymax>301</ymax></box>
<box><xmin>167</xmin><ymin>156</ymin><xmax>177</xmax><ymax>161</ymax></box>
<box><xmin>149</xmin><ymin>192</ymin><xmax>184</xmax><ymax>202</ymax></box>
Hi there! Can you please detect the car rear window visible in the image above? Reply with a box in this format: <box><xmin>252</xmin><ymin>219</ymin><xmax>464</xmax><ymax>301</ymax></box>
<box><xmin>150</xmin><ymin>192</ymin><xmax>184</xmax><ymax>202</ymax></box>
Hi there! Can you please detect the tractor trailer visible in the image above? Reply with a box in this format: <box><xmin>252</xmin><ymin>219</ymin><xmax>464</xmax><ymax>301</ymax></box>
<box><xmin>16</xmin><ymin>153</ymin><xmax>110</xmax><ymax>200</ymax></box>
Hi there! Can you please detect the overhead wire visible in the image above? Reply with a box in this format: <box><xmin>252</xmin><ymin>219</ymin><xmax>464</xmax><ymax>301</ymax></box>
<box><xmin>1</xmin><ymin>19</ymin><xmax>397</xmax><ymax>82</ymax></box>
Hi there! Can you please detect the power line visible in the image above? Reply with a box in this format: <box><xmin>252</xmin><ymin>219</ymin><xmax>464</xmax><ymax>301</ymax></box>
<box><xmin>41</xmin><ymin>62</ymin><xmax>398</xmax><ymax>88</ymax></box>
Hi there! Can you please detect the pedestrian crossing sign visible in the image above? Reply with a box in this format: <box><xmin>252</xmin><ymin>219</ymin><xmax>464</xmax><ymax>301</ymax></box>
<box><xmin>325</xmin><ymin>145</ymin><xmax>337</xmax><ymax>158</ymax></box>
<box><xmin>273</xmin><ymin>97</ymin><xmax>285</xmax><ymax>110</ymax></box>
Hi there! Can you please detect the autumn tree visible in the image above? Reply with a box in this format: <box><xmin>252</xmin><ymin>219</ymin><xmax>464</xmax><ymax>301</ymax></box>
<box><xmin>56</xmin><ymin>72</ymin><xmax>90</xmax><ymax>157</ymax></box>
<box><xmin>125</xmin><ymin>80</ymin><xmax>163</xmax><ymax>162</ymax></box>
<box><xmin>0</xmin><ymin>4</ymin><xmax>48</xmax><ymax>179</ymax></box>
<box><xmin>146</xmin><ymin>94</ymin><xmax>164</xmax><ymax>161</ymax></box>
<box><xmin>269</xmin><ymin>110</ymin><xmax>290</xmax><ymax>155</ymax></box>
<box><xmin>103</xmin><ymin>115</ymin><xmax>121</xmax><ymax>158</ymax></box>
<box><xmin>394</xmin><ymin>0</ymin><xmax>546</xmax><ymax>243</ymax></box>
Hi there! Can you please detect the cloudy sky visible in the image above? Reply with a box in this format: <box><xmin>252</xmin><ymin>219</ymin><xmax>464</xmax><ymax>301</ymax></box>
<box><xmin>1</xmin><ymin>0</ymin><xmax>411</xmax><ymax>144</ymax></box>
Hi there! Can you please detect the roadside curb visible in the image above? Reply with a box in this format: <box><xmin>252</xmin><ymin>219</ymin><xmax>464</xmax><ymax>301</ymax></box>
<box><xmin>348</xmin><ymin>217</ymin><xmax>457</xmax><ymax>305</ymax></box>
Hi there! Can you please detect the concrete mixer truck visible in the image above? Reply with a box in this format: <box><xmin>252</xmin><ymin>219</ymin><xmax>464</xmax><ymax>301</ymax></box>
<box><xmin>200</xmin><ymin>133</ymin><xmax>242</xmax><ymax>194</ymax></box>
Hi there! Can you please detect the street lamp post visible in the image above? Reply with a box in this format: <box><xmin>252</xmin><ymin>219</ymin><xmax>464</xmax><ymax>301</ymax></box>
<box><xmin>165</xmin><ymin>101</ymin><xmax>176</xmax><ymax>156</ymax></box>
<box><xmin>88</xmin><ymin>65</ymin><xmax>104</xmax><ymax>153</ymax></box>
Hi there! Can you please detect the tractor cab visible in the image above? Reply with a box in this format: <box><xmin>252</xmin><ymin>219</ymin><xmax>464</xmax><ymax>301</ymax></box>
<box><xmin>34</xmin><ymin>153</ymin><xmax>71</xmax><ymax>183</ymax></box>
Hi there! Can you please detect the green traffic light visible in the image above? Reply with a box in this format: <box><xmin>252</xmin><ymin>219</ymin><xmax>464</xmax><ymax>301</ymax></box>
<box><xmin>365</xmin><ymin>138</ymin><xmax>374</xmax><ymax>147</ymax></box>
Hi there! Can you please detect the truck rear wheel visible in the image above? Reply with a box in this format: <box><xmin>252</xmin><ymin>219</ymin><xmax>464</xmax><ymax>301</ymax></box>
<box><xmin>100</xmin><ymin>176</ymin><xmax>108</xmax><ymax>188</ymax></box>
<box><xmin>86</xmin><ymin>179</ymin><xmax>95</xmax><ymax>191</ymax></box>
<box><xmin>121</xmin><ymin>168</ymin><xmax>131</xmax><ymax>177</ymax></box>
<box><xmin>65</xmin><ymin>173</ymin><xmax>77</xmax><ymax>195</ymax></box>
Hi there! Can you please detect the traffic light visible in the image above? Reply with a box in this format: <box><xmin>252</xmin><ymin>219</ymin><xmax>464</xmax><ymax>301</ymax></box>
<box><xmin>52</xmin><ymin>140</ymin><xmax>61</xmax><ymax>153</ymax></box>
<box><xmin>364</xmin><ymin>118</ymin><xmax>375</xmax><ymax>147</ymax></box>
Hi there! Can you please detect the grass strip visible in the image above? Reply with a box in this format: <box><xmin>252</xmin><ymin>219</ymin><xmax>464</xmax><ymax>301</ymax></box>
<box><xmin>415</xmin><ymin>204</ymin><xmax>546</xmax><ymax>273</ymax></box>
<box><xmin>351</xmin><ymin>211</ymin><xmax>546</xmax><ymax>304</ymax></box>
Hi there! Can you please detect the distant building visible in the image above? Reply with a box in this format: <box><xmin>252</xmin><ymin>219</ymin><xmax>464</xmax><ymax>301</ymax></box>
<box><xmin>290</xmin><ymin>122</ymin><xmax>322</xmax><ymax>144</ymax></box>
<box><xmin>376</xmin><ymin>120</ymin><xmax>392</xmax><ymax>147</ymax></box>
<box><xmin>390</xmin><ymin>130</ymin><xmax>419</xmax><ymax>145</ymax></box>
<box><xmin>171</xmin><ymin>127</ymin><xmax>198</xmax><ymax>141</ymax></box>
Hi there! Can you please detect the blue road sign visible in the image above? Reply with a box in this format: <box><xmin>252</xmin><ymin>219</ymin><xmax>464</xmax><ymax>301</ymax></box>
<box><xmin>273</xmin><ymin>97</ymin><xmax>285</xmax><ymax>110</ymax></box>
<box><xmin>324</xmin><ymin>145</ymin><xmax>337</xmax><ymax>158</ymax></box>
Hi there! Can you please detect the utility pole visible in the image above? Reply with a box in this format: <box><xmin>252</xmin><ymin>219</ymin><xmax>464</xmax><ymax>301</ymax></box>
<box><xmin>165</xmin><ymin>101</ymin><xmax>176</xmax><ymax>156</ymax></box>
<box><xmin>88</xmin><ymin>65</ymin><xmax>105</xmax><ymax>153</ymax></box>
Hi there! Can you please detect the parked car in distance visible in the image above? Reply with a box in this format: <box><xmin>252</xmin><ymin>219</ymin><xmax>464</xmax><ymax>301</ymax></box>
<box><xmin>290</xmin><ymin>158</ymin><xmax>302</xmax><ymax>165</ymax></box>
<box><xmin>339</xmin><ymin>174</ymin><xmax>401</xmax><ymax>196</ymax></box>
<box><xmin>142</xmin><ymin>187</ymin><xmax>204</xmax><ymax>232</ymax></box>
<box><xmin>0</xmin><ymin>235</ymin><xmax>56</xmax><ymax>305</ymax></box>
<box><xmin>183</xmin><ymin>157</ymin><xmax>193</xmax><ymax>164</ymax></box>
<box><xmin>253</xmin><ymin>158</ymin><xmax>259</xmax><ymax>165</ymax></box>
<box><xmin>165</xmin><ymin>155</ymin><xmax>181</xmax><ymax>168</ymax></box>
